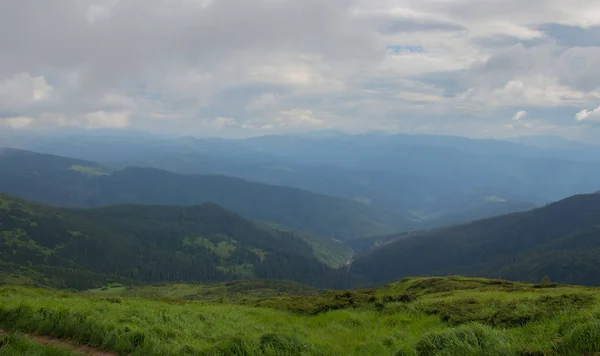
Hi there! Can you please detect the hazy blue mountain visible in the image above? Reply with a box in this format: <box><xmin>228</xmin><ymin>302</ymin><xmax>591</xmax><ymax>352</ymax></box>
<box><xmin>12</xmin><ymin>131</ymin><xmax>599</xmax><ymax>226</ymax></box>
<box><xmin>507</xmin><ymin>135</ymin><xmax>600</xmax><ymax>162</ymax></box>
<box><xmin>0</xmin><ymin>148</ymin><xmax>410</xmax><ymax>239</ymax></box>
<box><xmin>508</xmin><ymin>135</ymin><xmax>598</xmax><ymax>150</ymax></box>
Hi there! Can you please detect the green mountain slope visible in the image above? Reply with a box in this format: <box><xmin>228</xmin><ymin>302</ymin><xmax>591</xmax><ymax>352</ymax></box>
<box><xmin>0</xmin><ymin>193</ymin><xmax>352</xmax><ymax>290</ymax></box>
<box><xmin>351</xmin><ymin>192</ymin><xmax>600</xmax><ymax>286</ymax></box>
<box><xmin>0</xmin><ymin>148</ymin><xmax>410</xmax><ymax>239</ymax></box>
<box><xmin>0</xmin><ymin>147</ymin><xmax>110</xmax><ymax>205</ymax></box>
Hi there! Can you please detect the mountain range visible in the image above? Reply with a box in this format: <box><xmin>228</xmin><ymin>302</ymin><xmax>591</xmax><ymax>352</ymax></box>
<box><xmin>0</xmin><ymin>146</ymin><xmax>543</xmax><ymax>235</ymax></box>
<box><xmin>351</xmin><ymin>192</ymin><xmax>600</xmax><ymax>286</ymax></box>
<box><xmin>0</xmin><ymin>148</ymin><xmax>409</xmax><ymax>239</ymax></box>
<box><xmin>12</xmin><ymin>130</ymin><xmax>590</xmax><ymax>222</ymax></box>
<box><xmin>2</xmin><ymin>132</ymin><xmax>600</xmax><ymax>289</ymax></box>
<box><xmin>4</xmin><ymin>188</ymin><xmax>600</xmax><ymax>289</ymax></box>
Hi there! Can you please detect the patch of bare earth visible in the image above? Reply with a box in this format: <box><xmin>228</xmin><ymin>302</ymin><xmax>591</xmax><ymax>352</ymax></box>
<box><xmin>0</xmin><ymin>329</ymin><xmax>116</xmax><ymax>356</ymax></box>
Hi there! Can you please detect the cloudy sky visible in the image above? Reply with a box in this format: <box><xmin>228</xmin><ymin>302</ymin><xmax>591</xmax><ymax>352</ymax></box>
<box><xmin>2</xmin><ymin>0</ymin><xmax>600</xmax><ymax>141</ymax></box>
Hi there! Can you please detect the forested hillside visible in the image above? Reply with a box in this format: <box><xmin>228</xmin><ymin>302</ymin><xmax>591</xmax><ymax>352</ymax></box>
<box><xmin>0</xmin><ymin>193</ymin><xmax>352</xmax><ymax>289</ymax></box>
<box><xmin>0</xmin><ymin>148</ymin><xmax>409</xmax><ymax>239</ymax></box>
<box><xmin>351</xmin><ymin>192</ymin><xmax>600</xmax><ymax>286</ymax></box>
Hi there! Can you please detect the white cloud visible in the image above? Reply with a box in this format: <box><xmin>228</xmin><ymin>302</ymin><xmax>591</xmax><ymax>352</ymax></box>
<box><xmin>99</xmin><ymin>93</ymin><xmax>136</xmax><ymax>109</ymax></box>
<box><xmin>0</xmin><ymin>73</ymin><xmax>53</xmax><ymax>109</ymax></box>
<box><xmin>2</xmin><ymin>0</ymin><xmax>600</xmax><ymax>139</ymax></box>
<box><xmin>277</xmin><ymin>109</ymin><xmax>326</xmax><ymax>128</ymax></box>
<box><xmin>245</xmin><ymin>93</ymin><xmax>278</xmax><ymax>112</ymax></box>
<box><xmin>202</xmin><ymin>117</ymin><xmax>238</xmax><ymax>130</ymax></box>
<box><xmin>243</xmin><ymin>109</ymin><xmax>327</xmax><ymax>131</ymax></box>
<box><xmin>575</xmin><ymin>106</ymin><xmax>600</xmax><ymax>121</ymax></box>
<box><xmin>1</xmin><ymin>117</ymin><xmax>34</xmax><ymax>129</ymax></box>
<box><xmin>512</xmin><ymin>110</ymin><xmax>527</xmax><ymax>121</ymax></box>
<box><xmin>83</xmin><ymin>111</ymin><xmax>130</xmax><ymax>129</ymax></box>
<box><xmin>505</xmin><ymin>111</ymin><xmax>535</xmax><ymax>130</ymax></box>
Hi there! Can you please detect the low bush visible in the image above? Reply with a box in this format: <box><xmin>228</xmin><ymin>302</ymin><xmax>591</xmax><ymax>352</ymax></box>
<box><xmin>415</xmin><ymin>323</ymin><xmax>511</xmax><ymax>356</ymax></box>
<box><xmin>561</xmin><ymin>320</ymin><xmax>600</xmax><ymax>355</ymax></box>
<box><xmin>213</xmin><ymin>336</ymin><xmax>256</xmax><ymax>356</ymax></box>
<box><xmin>0</xmin><ymin>332</ymin><xmax>75</xmax><ymax>356</ymax></box>
<box><xmin>259</xmin><ymin>333</ymin><xmax>308</xmax><ymax>355</ymax></box>
<box><xmin>421</xmin><ymin>293</ymin><xmax>594</xmax><ymax>327</ymax></box>
<box><xmin>253</xmin><ymin>290</ymin><xmax>378</xmax><ymax>315</ymax></box>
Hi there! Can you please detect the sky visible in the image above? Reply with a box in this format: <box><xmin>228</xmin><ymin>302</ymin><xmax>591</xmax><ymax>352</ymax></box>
<box><xmin>2</xmin><ymin>0</ymin><xmax>600</xmax><ymax>141</ymax></box>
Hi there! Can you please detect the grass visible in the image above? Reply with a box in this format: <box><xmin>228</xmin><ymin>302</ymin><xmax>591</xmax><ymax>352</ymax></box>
<box><xmin>0</xmin><ymin>332</ymin><xmax>76</xmax><ymax>355</ymax></box>
<box><xmin>414</xmin><ymin>323</ymin><xmax>512</xmax><ymax>356</ymax></box>
<box><xmin>1</xmin><ymin>276</ymin><xmax>600</xmax><ymax>355</ymax></box>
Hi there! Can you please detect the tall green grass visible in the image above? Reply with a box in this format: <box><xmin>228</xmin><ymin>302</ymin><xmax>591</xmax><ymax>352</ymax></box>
<box><xmin>0</xmin><ymin>286</ymin><xmax>438</xmax><ymax>355</ymax></box>
<box><xmin>561</xmin><ymin>320</ymin><xmax>600</xmax><ymax>355</ymax></box>
<box><xmin>415</xmin><ymin>323</ymin><xmax>512</xmax><ymax>356</ymax></box>
<box><xmin>0</xmin><ymin>333</ymin><xmax>76</xmax><ymax>356</ymax></box>
<box><xmin>1</xmin><ymin>277</ymin><xmax>600</xmax><ymax>355</ymax></box>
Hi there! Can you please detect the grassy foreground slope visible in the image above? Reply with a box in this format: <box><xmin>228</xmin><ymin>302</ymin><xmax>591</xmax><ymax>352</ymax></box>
<box><xmin>2</xmin><ymin>277</ymin><xmax>600</xmax><ymax>355</ymax></box>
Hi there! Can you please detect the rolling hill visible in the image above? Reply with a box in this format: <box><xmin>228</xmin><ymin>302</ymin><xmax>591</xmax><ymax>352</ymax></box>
<box><xmin>0</xmin><ymin>148</ymin><xmax>410</xmax><ymax>239</ymax></box>
<box><xmin>351</xmin><ymin>192</ymin><xmax>600</xmax><ymax>286</ymax></box>
<box><xmin>0</xmin><ymin>193</ymin><xmax>353</xmax><ymax>290</ymax></box>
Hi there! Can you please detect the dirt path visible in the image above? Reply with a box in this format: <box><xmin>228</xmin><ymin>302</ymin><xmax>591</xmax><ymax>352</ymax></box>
<box><xmin>0</xmin><ymin>329</ymin><xmax>116</xmax><ymax>356</ymax></box>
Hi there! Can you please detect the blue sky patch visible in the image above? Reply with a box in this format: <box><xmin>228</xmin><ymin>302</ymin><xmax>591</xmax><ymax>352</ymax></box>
<box><xmin>387</xmin><ymin>45</ymin><xmax>426</xmax><ymax>54</ymax></box>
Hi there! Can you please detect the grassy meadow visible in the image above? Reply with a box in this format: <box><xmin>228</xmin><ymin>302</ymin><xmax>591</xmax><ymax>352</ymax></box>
<box><xmin>1</xmin><ymin>276</ymin><xmax>600</xmax><ymax>355</ymax></box>
<box><xmin>0</xmin><ymin>333</ymin><xmax>76</xmax><ymax>356</ymax></box>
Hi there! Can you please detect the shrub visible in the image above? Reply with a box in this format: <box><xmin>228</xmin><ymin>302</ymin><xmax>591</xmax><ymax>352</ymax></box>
<box><xmin>561</xmin><ymin>320</ymin><xmax>600</xmax><ymax>355</ymax></box>
<box><xmin>213</xmin><ymin>336</ymin><xmax>255</xmax><ymax>356</ymax></box>
<box><xmin>415</xmin><ymin>323</ymin><xmax>512</xmax><ymax>356</ymax></box>
<box><xmin>383</xmin><ymin>294</ymin><xmax>414</xmax><ymax>303</ymax></box>
<box><xmin>104</xmin><ymin>297</ymin><xmax>122</xmax><ymax>304</ymax></box>
<box><xmin>487</xmin><ymin>302</ymin><xmax>538</xmax><ymax>327</ymax></box>
<box><xmin>374</xmin><ymin>301</ymin><xmax>386</xmax><ymax>312</ymax></box>
<box><xmin>394</xmin><ymin>346</ymin><xmax>418</xmax><ymax>356</ymax></box>
<box><xmin>254</xmin><ymin>290</ymin><xmax>379</xmax><ymax>315</ymax></box>
<box><xmin>535</xmin><ymin>294</ymin><xmax>594</xmax><ymax>310</ymax></box>
<box><xmin>541</xmin><ymin>275</ymin><xmax>551</xmax><ymax>285</ymax></box>
<box><xmin>259</xmin><ymin>333</ymin><xmax>308</xmax><ymax>355</ymax></box>
<box><xmin>532</xmin><ymin>283</ymin><xmax>558</xmax><ymax>289</ymax></box>
<box><xmin>0</xmin><ymin>333</ymin><xmax>74</xmax><ymax>355</ymax></box>
<box><xmin>421</xmin><ymin>294</ymin><xmax>594</xmax><ymax>327</ymax></box>
<box><xmin>517</xmin><ymin>348</ymin><xmax>554</xmax><ymax>356</ymax></box>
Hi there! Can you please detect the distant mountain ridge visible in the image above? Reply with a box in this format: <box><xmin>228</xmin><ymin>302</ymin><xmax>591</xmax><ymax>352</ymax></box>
<box><xmin>0</xmin><ymin>148</ymin><xmax>410</xmax><ymax>239</ymax></box>
<box><xmin>351</xmin><ymin>192</ymin><xmax>600</xmax><ymax>286</ymax></box>
<box><xmin>10</xmin><ymin>131</ymin><xmax>600</xmax><ymax>225</ymax></box>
